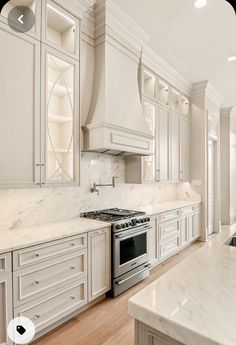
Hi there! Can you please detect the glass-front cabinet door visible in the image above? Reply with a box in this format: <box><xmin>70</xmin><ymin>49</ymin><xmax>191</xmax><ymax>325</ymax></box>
<box><xmin>41</xmin><ymin>46</ymin><xmax>79</xmax><ymax>186</ymax></box>
<box><xmin>143</xmin><ymin>100</ymin><xmax>156</xmax><ymax>182</ymax></box>
<box><xmin>43</xmin><ymin>0</ymin><xmax>79</xmax><ymax>59</ymax></box>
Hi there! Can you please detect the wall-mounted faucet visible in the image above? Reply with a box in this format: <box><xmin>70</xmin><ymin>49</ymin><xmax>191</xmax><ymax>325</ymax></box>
<box><xmin>91</xmin><ymin>176</ymin><xmax>118</xmax><ymax>195</ymax></box>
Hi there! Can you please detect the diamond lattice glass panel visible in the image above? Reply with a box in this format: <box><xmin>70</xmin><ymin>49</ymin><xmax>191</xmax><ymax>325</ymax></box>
<box><xmin>143</xmin><ymin>101</ymin><xmax>156</xmax><ymax>181</ymax></box>
<box><xmin>47</xmin><ymin>53</ymin><xmax>74</xmax><ymax>182</ymax></box>
<box><xmin>46</xmin><ymin>2</ymin><xmax>76</xmax><ymax>54</ymax></box>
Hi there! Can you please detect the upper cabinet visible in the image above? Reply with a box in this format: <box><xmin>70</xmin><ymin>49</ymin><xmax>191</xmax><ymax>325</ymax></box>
<box><xmin>126</xmin><ymin>67</ymin><xmax>190</xmax><ymax>184</ymax></box>
<box><xmin>42</xmin><ymin>0</ymin><xmax>80</xmax><ymax>59</ymax></box>
<box><xmin>0</xmin><ymin>0</ymin><xmax>80</xmax><ymax>188</ymax></box>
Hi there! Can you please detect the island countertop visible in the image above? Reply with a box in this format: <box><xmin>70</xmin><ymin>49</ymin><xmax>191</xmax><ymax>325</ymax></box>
<box><xmin>128</xmin><ymin>225</ymin><xmax>236</xmax><ymax>345</ymax></box>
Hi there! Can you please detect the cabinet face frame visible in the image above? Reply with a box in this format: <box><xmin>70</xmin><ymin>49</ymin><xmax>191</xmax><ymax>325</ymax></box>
<box><xmin>0</xmin><ymin>22</ymin><xmax>41</xmax><ymax>189</ymax></box>
<box><xmin>40</xmin><ymin>44</ymin><xmax>80</xmax><ymax>187</ymax></box>
<box><xmin>41</xmin><ymin>0</ymin><xmax>80</xmax><ymax>60</ymax></box>
<box><xmin>0</xmin><ymin>274</ymin><xmax>13</xmax><ymax>345</ymax></box>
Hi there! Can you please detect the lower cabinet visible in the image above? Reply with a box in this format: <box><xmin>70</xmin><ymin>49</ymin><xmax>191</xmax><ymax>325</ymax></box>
<box><xmin>88</xmin><ymin>228</ymin><xmax>111</xmax><ymax>301</ymax></box>
<box><xmin>0</xmin><ymin>273</ymin><xmax>13</xmax><ymax>345</ymax></box>
<box><xmin>149</xmin><ymin>204</ymin><xmax>201</xmax><ymax>267</ymax></box>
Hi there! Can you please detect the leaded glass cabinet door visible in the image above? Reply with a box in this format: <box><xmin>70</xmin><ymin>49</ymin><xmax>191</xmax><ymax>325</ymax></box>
<box><xmin>41</xmin><ymin>46</ymin><xmax>79</xmax><ymax>186</ymax></box>
<box><xmin>143</xmin><ymin>100</ymin><xmax>156</xmax><ymax>182</ymax></box>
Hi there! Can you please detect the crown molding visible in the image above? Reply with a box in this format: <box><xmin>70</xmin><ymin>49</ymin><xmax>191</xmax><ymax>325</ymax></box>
<box><xmin>192</xmin><ymin>81</ymin><xmax>224</xmax><ymax>107</ymax></box>
<box><xmin>142</xmin><ymin>45</ymin><xmax>192</xmax><ymax>97</ymax></box>
<box><xmin>94</xmin><ymin>0</ymin><xmax>150</xmax><ymax>51</ymax></box>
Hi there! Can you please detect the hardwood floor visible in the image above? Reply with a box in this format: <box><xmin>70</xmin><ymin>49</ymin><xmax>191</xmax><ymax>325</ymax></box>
<box><xmin>32</xmin><ymin>242</ymin><xmax>203</xmax><ymax>345</ymax></box>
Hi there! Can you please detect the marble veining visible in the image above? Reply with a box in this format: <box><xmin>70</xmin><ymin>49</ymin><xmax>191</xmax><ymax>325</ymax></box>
<box><xmin>0</xmin><ymin>217</ymin><xmax>110</xmax><ymax>254</ymax></box>
<box><xmin>0</xmin><ymin>152</ymin><xmax>199</xmax><ymax>232</ymax></box>
<box><xmin>129</xmin><ymin>225</ymin><xmax>236</xmax><ymax>345</ymax></box>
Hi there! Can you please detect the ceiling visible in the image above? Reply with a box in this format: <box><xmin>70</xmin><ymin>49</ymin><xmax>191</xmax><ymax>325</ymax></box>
<box><xmin>112</xmin><ymin>0</ymin><xmax>236</xmax><ymax>107</ymax></box>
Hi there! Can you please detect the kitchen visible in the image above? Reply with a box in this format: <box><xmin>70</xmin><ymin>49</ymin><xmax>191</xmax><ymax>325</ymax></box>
<box><xmin>0</xmin><ymin>0</ymin><xmax>236</xmax><ymax>344</ymax></box>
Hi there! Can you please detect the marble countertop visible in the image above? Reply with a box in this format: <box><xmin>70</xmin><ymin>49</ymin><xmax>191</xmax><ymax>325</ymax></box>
<box><xmin>128</xmin><ymin>225</ymin><xmax>236</xmax><ymax>345</ymax></box>
<box><xmin>139</xmin><ymin>200</ymin><xmax>200</xmax><ymax>216</ymax></box>
<box><xmin>0</xmin><ymin>199</ymin><xmax>201</xmax><ymax>255</ymax></box>
<box><xmin>0</xmin><ymin>218</ymin><xmax>110</xmax><ymax>255</ymax></box>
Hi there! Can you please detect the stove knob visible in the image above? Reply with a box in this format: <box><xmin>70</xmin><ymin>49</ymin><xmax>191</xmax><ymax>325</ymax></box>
<box><xmin>136</xmin><ymin>219</ymin><xmax>141</xmax><ymax>224</ymax></box>
<box><xmin>128</xmin><ymin>222</ymin><xmax>132</xmax><ymax>227</ymax></box>
<box><xmin>147</xmin><ymin>217</ymin><xmax>150</xmax><ymax>222</ymax></box>
<box><xmin>116</xmin><ymin>224</ymin><xmax>122</xmax><ymax>230</ymax></box>
<box><xmin>132</xmin><ymin>219</ymin><xmax>137</xmax><ymax>226</ymax></box>
<box><xmin>125</xmin><ymin>223</ymin><xmax>129</xmax><ymax>227</ymax></box>
<box><xmin>122</xmin><ymin>224</ymin><xmax>125</xmax><ymax>229</ymax></box>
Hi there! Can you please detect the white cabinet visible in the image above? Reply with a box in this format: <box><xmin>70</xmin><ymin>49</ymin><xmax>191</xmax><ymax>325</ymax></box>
<box><xmin>194</xmin><ymin>206</ymin><xmax>201</xmax><ymax>239</ymax></box>
<box><xmin>88</xmin><ymin>228</ymin><xmax>111</xmax><ymax>301</ymax></box>
<box><xmin>0</xmin><ymin>23</ymin><xmax>41</xmax><ymax>188</ymax></box>
<box><xmin>169</xmin><ymin>111</ymin><xmax>180</xmax><ymax>181</ymax></box>
<box><xmin>148</xmin><ymin>218</ymin><xmax>158</xmax><ymax>266</ymax></box>
<box><xmin>156</xmin><ymin>105</ymin><xmax>169</xmax><ymax>181</ymax></box>
<box><xmin>0</xmin><ymin>2</ymin><xmax>80</xmax><ymax>189</ymax></box>
<box><xmin>0</xmin><ymin>252</ymin><xmax>12</xmax><ymax>345</ymax></box>
<box><xmin>179</xmin><ymin>116</ymin><xmax>189</xmax><ymax>182</ymax></box>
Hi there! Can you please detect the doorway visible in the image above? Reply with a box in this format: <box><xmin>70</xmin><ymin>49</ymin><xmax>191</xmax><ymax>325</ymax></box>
<box><xmin>208</xmin><ymin>139</ymin><xmax>216</xmax><ymax>236</ymax></box>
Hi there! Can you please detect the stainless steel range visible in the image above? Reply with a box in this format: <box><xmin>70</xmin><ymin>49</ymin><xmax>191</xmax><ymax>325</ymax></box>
<box><xmin>81</xmin><ymin>208</ymin><xmax>151</xmax><ymax>297</ymax></box>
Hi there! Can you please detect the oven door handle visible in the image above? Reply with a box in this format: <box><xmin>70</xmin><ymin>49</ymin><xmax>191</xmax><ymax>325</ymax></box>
<box><xmin>115</xmin><ymin>226</ymin><xmax>151</xmax><ymax>239</ymax></box>
<box><xmin>115</xmin><ymin>263</ymin><xmax>151</xmax><ymax>285</ymax></box>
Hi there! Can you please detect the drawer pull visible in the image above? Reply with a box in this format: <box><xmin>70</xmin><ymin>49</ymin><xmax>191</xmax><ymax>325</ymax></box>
<box><xmin>33</xmin><ymin>314</ymin><xmax>40</xmax><ymax>320</ymax></box>
<box><xmin>70</xmin><ymin>296</ymin><xmax>76</xmax><ymax>300</ymax></box>
<box><xmin>70</xmin><ymin>243</ymin><xmax>75</xmax><ymax>247</ymax></box>
<box><xmin>34</xmin><ymin>254</ymin><xmax>40</xmax><ymax>258</ymax></box>
<box><xmin>33</xmin><ymin>281</ymin><xmax>40</xmax><ymax>286</ymax></box>
<box><xmin>70</xmin><ymin>266</ymin><xmax>76</xmax><ymax>270</ymax></box>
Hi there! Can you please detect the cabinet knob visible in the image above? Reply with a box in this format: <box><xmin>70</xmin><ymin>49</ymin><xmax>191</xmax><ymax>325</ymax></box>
<box><xmin>33</xmin><ymin>281</ymin><xmax>40</xmax><ymax>286</ymax></box>
<box><xmin>34</xmin><ymin>314</ymin><xmax>40</xmax><ymax>320</ymax></box>
<box><xmin>70</xmin><ymin>266</ymin><xmax>75</xmax><ymax>270</ymax></box>
<box><xmin>34</xmin><ymin>254</ymin><xmax>40</xmax><ymax>258</ymax></box>
<box><xmin>70</xmin><ymin>243</ymin><xmax>75</xmax><ymax>247</ymax></box>
<box><xmin>70</xmin><ymin>296</ymin><xmax>75</xmax><ymax>300</ymax></box>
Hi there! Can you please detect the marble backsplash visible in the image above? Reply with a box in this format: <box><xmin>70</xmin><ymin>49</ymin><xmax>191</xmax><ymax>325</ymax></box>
<box><xmin>0</xmin><ymin>152</ymin><xmax>199</xmax><ymax>231</ymax></box>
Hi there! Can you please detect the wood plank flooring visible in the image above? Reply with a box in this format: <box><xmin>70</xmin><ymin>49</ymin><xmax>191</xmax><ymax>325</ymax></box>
<box><xmin>32</xmin><ymin>242</ymin><xmax>203</xmax><ymax>345</ymax></box>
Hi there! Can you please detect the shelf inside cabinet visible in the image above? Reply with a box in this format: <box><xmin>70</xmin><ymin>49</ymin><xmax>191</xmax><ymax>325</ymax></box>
<box><xmin>143</xmin><ymin>101</ymin><xmax>155</xmax><ymax>135</ymax></box>
<box><xmin>46</xmin><ymin>2</ymin><xmax>76</xmax><ymax>55</ymax></box>
<box><xmin>143</xmin><ymin>70</ymin><xmax>156</xmax><ymax>99</ymax></box>
<box><xmin>158</xmin><ymin>80</ymin><xmax>169</xmax><ymax>106</ymax></box>
<box><xmin>48</xmin><ymin>114</ymin><xmax>72</xmax><ymax>123</ymax></box>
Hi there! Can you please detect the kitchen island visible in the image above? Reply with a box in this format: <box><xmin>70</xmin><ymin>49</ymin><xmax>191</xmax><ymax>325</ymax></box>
<box><xmin>129</xmin><ymin>225</ymin><xmax>236</xmax><ymax>345</ymax></box>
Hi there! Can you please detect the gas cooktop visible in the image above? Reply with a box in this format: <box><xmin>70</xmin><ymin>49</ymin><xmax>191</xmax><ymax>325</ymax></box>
<box><xmin>81</xmin><ymin>208</ymin><xmax>145</xmax><ymax>222</ymax></box>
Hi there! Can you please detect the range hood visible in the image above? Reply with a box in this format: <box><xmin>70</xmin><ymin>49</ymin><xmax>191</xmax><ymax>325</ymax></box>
<box><xmin>83</xmin><ymin>4</ymin><xmax>154</xmax><ymax>155</ymax></box>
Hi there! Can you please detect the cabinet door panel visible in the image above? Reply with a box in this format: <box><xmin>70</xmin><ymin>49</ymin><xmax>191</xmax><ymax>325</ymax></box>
<box><xmin>179</xmin><ymin>117</ymin><xmax>189</xmax><ymax>181</ymax></box>
<box><xmin>88</xmin><ymin>228</ymin><xmax>111</xmax><ymax>301</ymax></box>
<box><xmin>157</xmin><ymin>106</ymin><xmax>169</xmax><ymax>181</ymax></box>
<box><xmin>0</xmin><ymin>24</ymin><xmax>40</xmax><ymax>188</ymax></box>
<box><xmin>0</xmin><ymin>274</ymin><xmax>12</xmax><ymax>345</ymax></box>
<box><xmin>41</xmin><ymin>45</ymin><xmax>80</xmax><ymax>186</ymax></box>
<box><xmin>169</xmin><ymin>112</ymin><xmax>179</xmax><ymax>181</ymax></box>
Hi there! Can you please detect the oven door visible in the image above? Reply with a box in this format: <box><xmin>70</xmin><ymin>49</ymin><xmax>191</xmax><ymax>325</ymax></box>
<box><xmin>113</xmin><ymin>224</ymin><xmax>150</xmax><ymax>278</ymax></box>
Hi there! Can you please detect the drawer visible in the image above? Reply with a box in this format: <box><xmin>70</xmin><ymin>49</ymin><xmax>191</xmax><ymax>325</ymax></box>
<box><xmin>159</xmin><ymin>210</ymin><xmax>178</xmax><ymax>222</ymax></box>
<box><xmin>13</xmin><ymin>234</ymin><xmax>87</xmax><ymax>270</ymax></box>
<box><xmin>14</xmin><ymin>250</ymin><xmax>87</xmax><ymax>306</ymax></box>
<box><xmin>159</xmin><ymin>220</ymin><xmax>179</xmax><ymax>242</ymax></box>
<box><xmin>14</xmin><ymin>278</ymin><xmax>87</xmax><ymax>334</ymax></box>
<box><xmin>179</xmin><ymin>207</ymin><xmax>194</xmax><ymax>217</ymax></box>
<box><xmin>0</xmin><ymin>252</ymin><xmax>11</xmax><ymax>275</ymax></box>
<box><xmin>159</xmin><ymin>236</ymin><xmax>179</xmax><ymax>260</ymax></box>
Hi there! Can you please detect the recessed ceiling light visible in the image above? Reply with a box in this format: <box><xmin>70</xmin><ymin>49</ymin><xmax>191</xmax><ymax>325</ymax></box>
<box><xmin>228</xmin><ymin>56</ymin><xmax>236</xmax><ymax>62</ymax></box>
<box><xmin>194</xmin><ymin>0</ymin><xmax>207</xmax><ymax>9</ymax></box>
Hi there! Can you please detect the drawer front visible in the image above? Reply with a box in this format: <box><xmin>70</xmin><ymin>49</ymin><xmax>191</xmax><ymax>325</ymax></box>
<box><xmin>0</xmin><ymin>252</ymin><xmax>11</xmax><ymax>275</ymax></box>
<box><xmin>14</xmin><ymin>250</ymin><xmax>87</xmax><ymax>306</ymax></box>
<box><xmin>13</xmin><ymin>234</ymin><xmax>87</xmax><ymax>270</ymax></box>
<box><xmin>159</xmin><ymin>236</ymin><xmax>179</xmax><ymax>260</ymax></box>
<box><xmin>159</xmin><ymin>220</ymin><xmax>179</xmax><ymax>242</ymax></box>
<box><xmin>14</xmin><ymin>279</ymin><xmax>87</xmax><ymax>334</ymax></box>
<box><xmin>179</xmin><ymin>207</ymin><xmax>193</xmax><ymax>217</ymax></box>
<box><xmin>159</xmin><ymin>210</ymin><xmax>178</xmax><ymax>222</ymax></box>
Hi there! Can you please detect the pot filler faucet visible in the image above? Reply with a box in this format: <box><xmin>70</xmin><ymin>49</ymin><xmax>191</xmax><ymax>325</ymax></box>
<box><xmin>91</xmin><ymin>176</ymin><xmax>118</xmax><ymax>195</ymax></box>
